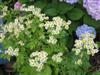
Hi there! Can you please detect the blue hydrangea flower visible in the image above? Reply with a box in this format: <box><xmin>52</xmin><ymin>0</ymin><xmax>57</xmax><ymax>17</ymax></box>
<box><xmin>76</xmin><ymin>24</ymin><xmax>96</xmax><ymax>39</ymax></box>
<box><xmin>0</xmin><ymin>58</ymin><xmax>9</xmax><ymax>64</ymax></box>
<box><xmin>65</xmin><ymin>0</ymin><xmax>78</xmax><ymax>4</ymax></box>
<box><xmin>0</xmin><ymin>18</ymin><xmax>3</xmax><ymax>25</ymax></box>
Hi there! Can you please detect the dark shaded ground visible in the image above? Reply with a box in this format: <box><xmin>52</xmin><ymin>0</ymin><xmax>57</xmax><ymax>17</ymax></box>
<box><xmin>89</xmin><ymin>32</ymin><xmax>100</xmax><ymax>71</ymax></box>
<box><xmin>0</xmin><ymin>63</ymin><xmax>14</xmax><ymax>75</ymax></box>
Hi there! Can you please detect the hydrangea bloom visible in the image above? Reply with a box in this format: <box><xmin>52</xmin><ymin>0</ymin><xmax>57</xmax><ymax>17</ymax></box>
<box><xmin>64</xmin><ymin>0</ymin><xmax>78</xmax><ymax>4</ymax></box>
<box><xmin>0</xmin><ymin>58</ymin><xmax>9</xmax><ymax>64</ymax></box>
<box><xmin>14</xmin><ymin>1</ymin><xmax>22</xmax><ymax>9</ymax></box>
<box><xmin>76</xmin><ymin>24</ymin><xmax>96</xmax><ymax>39</ymax></box>
<box><xmin>83</xmin><ymin>0</ymin><xmax>100</xmax><ymax>20</ymax></box>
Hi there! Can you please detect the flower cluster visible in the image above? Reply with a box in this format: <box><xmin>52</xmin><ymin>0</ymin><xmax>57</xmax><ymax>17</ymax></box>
<box><xmin>14</xmin><ymin>1</ymin><xmax>23</xmax><ymax>10</ymax></box>
<box><xmin>16</xmin><ymin>5</ymin><xmax>71</xmax><ymax>45</ymax></box>
<box><xmin>40</xmin><ymin>17</ymin><xmax>71</xmax><ymax>44</ymax></box>
<box><xmin>47</xmin><ymin>36</ymin><xmax>57</xmax><ymax>45</ymax></box>
<box><xmin>60</xmin><ymin>0</ymin><xmax>78</xmax><ymax>4</ymax></box>
<box><xmin>3</xmin><ymin>17</ymin><xmax>25</xmax><ymax>38</ymax></box>
<box><xmin>65</xmin><ymin>0</ymin><xmax>78</xmax><ymax>4</ymax></box>
<box><xmin>83</xmin><ymin>0</ymin><xmax>100</xmax><ymax>20</ymax></box>
<box><xmin>76</xmin><ymin>24</ymin><xmax>96</xmax><ymax>39</ymax></box>
<box><xmin>20</xmin><ymin>5</ymin><xmax>49</xmax><ymax>21</ymax></box>
<box><xmin>0</xmin><ymin>6</ymin><xmax>8</xmax><ymax>18</ymax></box>
<box><xmin>72</xmin><ymin>33</ymin><xmax>99</xmax><ymax>56</ymax></box>
<box><xmin>18</xmin><ymin>40</ymin><xmax>25</xmax><ymax>46</ymax></box>
<box><xmin>75</xmin><ymin>59</ymin><xmax>82</xmax><ymax>65</ymax></box>
<box><xmin>29</xmin><ymin>51</ymin><xmax>48</xmax><ymax>71</ymax></box>
<box><xmin>52</xmin><ymin>52</ymin><xmax>63</xmax><ymax>63</ymax></box>
<box><xmin>5</xmin><ymin>47</ymin><xmax>19</xmax><ymax>56</ymax></box>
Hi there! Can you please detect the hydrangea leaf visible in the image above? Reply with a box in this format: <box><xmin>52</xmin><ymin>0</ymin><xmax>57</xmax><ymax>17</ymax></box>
<box><xmin>44</xmin><ymin>8</ymin><xmax>58</xmax><ymax>16</ymax></box>
<box><xmin>34</xmin><ymin>1</ymin><xmax>47</xmax><ymax>9</ymax></box>
<box><xmin>19</xmin><ymin>0</ymin><xmax>28</xmax><ymax>3</ymax></box>
<box><xmin>57</xmin><ymin>2</ymin><xmax>74</xmax><ymax>14</ymax></box>
<box><xmin>83</xmin><ymin>14</ymin><xmax>100</xmax><ymax>28</ymax></box>
<box><xmin>67</xmin><ymin>8</ymin><xmax>84</xmax><ymax>20</ymax></box>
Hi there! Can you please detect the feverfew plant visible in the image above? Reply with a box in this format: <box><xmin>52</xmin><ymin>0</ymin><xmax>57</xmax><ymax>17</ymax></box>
<box><xmin>0</xmin><ymin>4</ymin><xmax>71</xmax><ymax>74</ymax></box>
<box><xmin>72</xmin><ymin>25</ymin><xmax>99</xmax><ymax>68</ymax></box>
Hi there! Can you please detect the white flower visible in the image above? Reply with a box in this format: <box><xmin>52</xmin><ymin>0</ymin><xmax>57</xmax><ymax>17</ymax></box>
<box><xmin>72</xmin><ymin>33</ymin><xmax>99</xmax><ymax>56</ymax></box>
<box><xmin>18</xmin><ymin>41</ymin><xmax>25</xmax><ymax>46</ymax></box>
<box><xmin>53</xmin><ymin>17</ymin><xmax>63</xmax><ymax>26</ymax></box>
<box><xmin>29</xmin><ymin>51</ymin><xmax>48</xmax><ymax>71</ymax></box>
<box><xmin>47</xmin><ymin>36</ymin><xmax>57</xmax><ymax>44</ymax></box>
<box><xmin>52</xmin><ymin>52</ymin><xmax>63</xmax><ymax>63</ymax></box>
<box><xmin>5</xmin><ymin>47</ymin><xmax>19</xmax><ymax>56</ymax></box>
<box><xmin>75</xmin><ymin>59</ymin><xmax>82</xmax><ymax>65</ymax></box>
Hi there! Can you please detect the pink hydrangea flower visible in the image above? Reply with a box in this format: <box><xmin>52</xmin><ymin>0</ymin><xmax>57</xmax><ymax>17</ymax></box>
<box><xmin>83</xmin><ymin>0</ymin><xmax>100</xmax><ymax>20</ymax></box>
<box><xmin>14</xmin><ymin>1</ymin><xmax>22</xmax><ymax>9</ymax></box>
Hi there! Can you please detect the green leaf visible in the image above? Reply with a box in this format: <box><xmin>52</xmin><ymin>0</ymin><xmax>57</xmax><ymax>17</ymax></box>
<box><xmin>19</xmin><ymin>0</ymin><xmax>28</xmax><ymax>3</ymax></box>
<box><xmin>57</xmin><ymin>2</ymin><xmax>74</xmax><ymax>14</ymax></box>
<box><xmin>96</xmin><ymin>42</ymin><xmax>100</xmax><ymax>48</ymax></box>
<box><xmin>68</xmin><ymin>21</ymin><xmax>80</xmax><ymax>35</ymax></box>
<box><xmin>78</xmin><ymin>0</ymin><xmax>83</xmax><ymax>4</ymax></box>
<box><xmin>83</xmin><ymin>14</ymin><xmax>100</xmax><ymax>29</ymax></box>
<box><xmin>34</xmin><ymin>1</ymin><xmax>47</xmax><ymax>9</ymax></box>
<box><xmin>67</xmin><ymin>8</ymin><xmax>84</xmax><ymax>20</ymax></box>
<box><xmin>91</xmin><ymin>71</ymin><xmax>100</xmax><ymax>75</ymax></box>
<box><xmin>44</xmin><ymin>8</ymin><xmax>58</xmax><ymax>16</ymax></box>
<box><xmin>36</xmin><ymin>66</ymin><xmax>52</xmax><ymax>75</ymax></box>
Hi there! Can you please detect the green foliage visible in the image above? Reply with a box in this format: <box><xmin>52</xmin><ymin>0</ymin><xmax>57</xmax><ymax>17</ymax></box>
<box><xmin>19</xmin><ymin>65</ymin><xmax>52</xmax><ymax>75</ymax></box>
<box><xmin>84</xmin><ymin>14</ymin><xmax>100</xmax><ymax>28</ymax></box>
<box><xmin>34</xmin><ymin>1</ymin><xmax>47</xmax><ymax>9</ymax></box>
<box><xmin>57</xmin><ymin>2</ymin><xmax>74</xmax><ymax>14</ymax></box>
<box><xmin>67</xmin><ymin>8</ymin><xmax>84</xmax><ymax>20</ymax></box>
<box><xmin>44</xmin><ymin>8</ymin><xmax>58</xmax><ymax>16</ymax></box>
